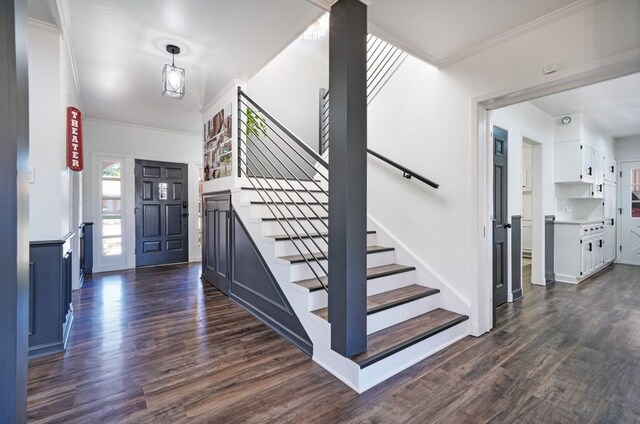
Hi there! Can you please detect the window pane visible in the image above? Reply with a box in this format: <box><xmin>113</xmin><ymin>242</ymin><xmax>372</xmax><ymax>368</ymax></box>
<box><xmin>102</xmin><ymin>237</ymin><xmax>122</xmax><ymax>256</ymax></box>
<box><xmin>102</xmin><ymin>161</ymin><xmax>121</xmax><ymax>178</ymax></box>
<box><xmin>102</xmin><ymin>179</ymin><xmax>121</xmax><ymax>197</ymax></box>
<box><xmin>103</xmin><ymin>218</ymin><xmax>121</xmax><ymax>237</ymax></box>
<box><xmin>102</xmin><ymin>199</ymin><xmax>122</xmax><ymax>216</ymax></box>
<box><xmin>633</xmin><ymin>202</ymin><xmax>640</xmax><ymax>218</ymax></box>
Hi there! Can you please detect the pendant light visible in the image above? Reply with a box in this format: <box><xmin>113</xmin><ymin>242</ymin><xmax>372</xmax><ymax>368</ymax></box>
<box><xmin>162</xmin><ymin>44</ymin><xmax>185</xmax><ymax>99</ymax></box>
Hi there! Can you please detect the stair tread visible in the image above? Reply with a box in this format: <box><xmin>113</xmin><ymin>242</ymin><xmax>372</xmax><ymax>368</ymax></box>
<box><xmin>251</xmin><ymin>201</ymin><xmax>328</xmax><ymax>205</ymax></box>
<box><xmin>242</xmin><ymin>187</ymin><xmax>326</xmax><ymax>193</ymax></box>
<box><xmin>312</xmin><ymin>284</ymin><xmax>440</xmax><ymax>320</ymax></box>
<box><xmin>270</xmin><ymin>230</ymin><xmax>375</xmax><ymax>241</ymax></box>
<box><xmin>351</xmin><ymin>308</ymin><xmax>469</xmax><ymax>368</ymax></box>
<box><xmin>293</xmin><ymin>263</ymin><xmax>415</xmax><ymax>291</ymax></box>
<box><xmin>261</xmin><ymin>216</ymin><xmax>328</xmax><ymax>222</ymax></box>
<box><xmin>280</xmin><ymin>245</ymin><xmax>394</xmax><ymax>264</ymax></box>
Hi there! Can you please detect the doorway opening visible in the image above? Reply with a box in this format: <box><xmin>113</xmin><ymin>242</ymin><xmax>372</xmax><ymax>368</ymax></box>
<box><xmin>474</xmin><ymin>64</ymin><xmax>640</xmax><ymax>336</ymax></box>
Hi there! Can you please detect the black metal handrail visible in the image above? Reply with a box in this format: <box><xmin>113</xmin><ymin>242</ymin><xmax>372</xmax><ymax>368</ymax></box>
<box><xmin>367</xmin><ymin>149</ymin><xmax>439</xmax><ymax>189</ymax></box>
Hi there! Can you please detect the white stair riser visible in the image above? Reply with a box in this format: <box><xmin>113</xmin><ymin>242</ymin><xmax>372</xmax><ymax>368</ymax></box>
<box><xmin>246</xmin><ymin>178</ymin><xmax>322</xmax><ymax>191</ymax></box>
<box><xmin>250</xmin><ymin>203</ymin><xmax>328</xmax><ymax>219</ymax></box>
<box><xmin>358</xmin><ymin>321</ymin><xmax>468</xmax><ymax>393</ymax></box>
<box><xmin>286</xmin><ymin>250</ymin><xmax>396</xmax><ymax>281</ymax></box>
<box><xmin>306</xmin><ymin>269</ymin><xmax>417</xmax><ymax>310</ymax></box>
<box><xmin>262</xmin><ymin>219</ymin><xmax>329</xmax><ymax>236</ymax></box>
<box><xmin>367</xmin><ymin>293</ymin><xmax>441</xmax><ymax>334</ymax></box>
<box><xmin>240</xmin><ymin>189</ymin><xmax>328</xmax><ymax>204</ymax></box>
<box><xmin>271</xmin><ymin>233</ymin><xmax>377</xmax><ymax>257</ymax></box>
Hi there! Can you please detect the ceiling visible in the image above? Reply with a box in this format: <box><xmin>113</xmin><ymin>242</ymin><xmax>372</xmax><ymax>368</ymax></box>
<box><xmin>367</xmin><ymin>0</ymin><xmax>578</xmax><ymax>67</ymax></box>
<box><xmin>25</xmin><ymin>0</ymin><xmax>617</xmax><ymax>134</ymax></box>
<box><xmin>530</xmin><ymin>72</ymin><xmax>640</xmax><ymax>138</ymax></box>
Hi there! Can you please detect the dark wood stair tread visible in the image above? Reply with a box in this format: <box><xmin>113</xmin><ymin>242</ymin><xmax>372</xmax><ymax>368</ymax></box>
<box><xmin>242</xmin><ymin>187</ymin><xmax>325</xmax><ymax>193</ymax></box>
<box><xmin>261</xmin><ymin>216</ymin><xmax>328</xmax><ymax>222</ymax></box>
<box><xmin>293</xmin><ymin>263</ymin><xmax>415</xmax><ymax>291</ymax></box>
<box><xmin>351</xmin><ymin>308</ymin><xmax>469</xmax><ymax>368</ymax></box>
<box><xmin>313</xmin><ymin>284</ymin><xmax>440</xmax><ymax>320</ymax></box>
<box><xmin>270</xmin><ymin>230</ymin><xmax>375</xmax><ymax>242</ymax></box>
<box><xmin>250</xmin><ymin>201</ymin><xmax>328</xmax><ymax>206</ymax></box>
<box><xmin>280</xmin><ymin>245</ymin><xmax>394</xmax><ymax>264</ymax></box>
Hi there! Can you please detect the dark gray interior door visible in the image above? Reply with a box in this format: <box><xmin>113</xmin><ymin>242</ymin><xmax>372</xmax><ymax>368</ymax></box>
<box><xmin>202</xmin><ymin>193</ymin><xmax>231</xmax><ymax>294</ymax></box>
<box><xmin>135</xmin><ymin>159</ymin><xmax>188</xmax><ymax>267</ymax></box>
<box><xmin>493</xmin><ymin>126</ymin><xmax>509</xmax><ymax>313</ymax></box>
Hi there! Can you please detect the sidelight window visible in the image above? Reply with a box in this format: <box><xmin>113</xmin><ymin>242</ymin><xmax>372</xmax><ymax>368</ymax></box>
<box><xmin>632</xmin><ymin>169</ymin><xmax>640</xmax><ymax>218</ymax></box>
<box><xmin>101</xmin><ymin>160</ymin><xmax>122</xmax><ymax>255</ymax></box>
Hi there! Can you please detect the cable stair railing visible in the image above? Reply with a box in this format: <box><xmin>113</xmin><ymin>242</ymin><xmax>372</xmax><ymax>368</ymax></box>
<box><xmin>238</xmin><ymin>87</ymin><xmax>331</xmax><ymax>292</ymax></box>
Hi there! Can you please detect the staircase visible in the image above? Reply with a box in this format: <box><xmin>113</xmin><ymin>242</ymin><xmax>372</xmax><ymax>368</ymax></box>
<box><xmin>232</xmin><ymin>177</ymin><xmax>469</xmax><ymax>392</ymax></box>
<box><xmin>228</xmin><ymin>35</ymin><xmax>469</xmax><ymax>392</ymax></box>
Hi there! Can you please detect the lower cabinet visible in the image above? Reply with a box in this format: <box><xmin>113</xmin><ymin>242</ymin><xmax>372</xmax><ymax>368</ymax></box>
<box><xmin>29</xmin><ymin>233</ymin><xmax>74</xmax><ymax>358</ymax></box>
<box><xmin>202</xmin><ymin>192</ymin><xmax>231</xmax><ymax>294</ymax></box>
<box><xmin>555</xmin><ymin>222</ymin><xmax>607</xmax><ymax>284</ymax></box>
<box><xmin>604</xmin><ymin>223</ymin><xmax>616</xmax><ymax>264</ymax></box>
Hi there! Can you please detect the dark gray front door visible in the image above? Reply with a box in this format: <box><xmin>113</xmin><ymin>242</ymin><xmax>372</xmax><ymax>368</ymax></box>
<box><xmin>135</xmin><ymin>159</ymin><xmax>188</xmax><ymax>267</ymax></box>
<box><xmin>493</xmin><ymin>127</ymin><xmax>509</xmax><ymax>313</ymax></box>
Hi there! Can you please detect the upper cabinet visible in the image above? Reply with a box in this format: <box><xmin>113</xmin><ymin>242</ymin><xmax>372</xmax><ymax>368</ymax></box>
<box><xmin>604</xmin><ymin>156</ymin><xmax>616</xmax><ymax>182</ymax></box>
<box><xmin>554</xmin><ymin>141</ymin><xmax>596</xmax><ymax>184</ymax></box>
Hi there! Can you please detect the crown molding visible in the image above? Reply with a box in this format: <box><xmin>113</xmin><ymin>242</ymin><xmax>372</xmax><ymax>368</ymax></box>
<box><xmin>437</xmin><ymin>0</ymin><xmax>606</xmax><ymax>68</ymax></box>
<box><xmin>27</xmin><ymin>18</ymin><xmax>60</xmax><ymax>33</ymax></box>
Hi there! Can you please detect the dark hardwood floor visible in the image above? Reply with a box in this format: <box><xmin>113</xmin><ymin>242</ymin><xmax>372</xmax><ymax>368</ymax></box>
<box><xmin>28</xmin><ymin>263</ymin><xmax>640</xmax><ymax>423</ymax></box>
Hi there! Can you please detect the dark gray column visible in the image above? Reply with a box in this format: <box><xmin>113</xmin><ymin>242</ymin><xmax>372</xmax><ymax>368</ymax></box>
<box><xmin>0</xmin><ymin>0</ymin><xmax>29</xmax><ymax>421</ymax></box>
<box><xmin>328</xmin><ymin>0</ymin><xmax>368</xmax><ymax>357</ymax></box>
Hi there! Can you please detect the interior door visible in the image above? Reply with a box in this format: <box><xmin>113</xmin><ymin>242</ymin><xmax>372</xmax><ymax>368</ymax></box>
<box><xmin>619</xmin><ymin>161</ymin><xmax>640</xmax><ymax>265</ymax></box>
<box><xmin>493</xmin><ymin>126</ymin><xmax>509</xmax><ymax>314</ymax></box>
<box><xmin>135</xmin><ymin>159</ymin><xmax>189</xmax><ymax>267</ymax></box>
<box><xmin>202</xmin><ymin>193</ymin><xmax>231</xmax><ymax>294</ymax></box>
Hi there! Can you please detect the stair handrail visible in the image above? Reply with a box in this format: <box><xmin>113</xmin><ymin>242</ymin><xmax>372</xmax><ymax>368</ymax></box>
<box><xmin>367</xmin><ymin>149</ymin><xmax>439</xmax><ymax>189</ymax></box>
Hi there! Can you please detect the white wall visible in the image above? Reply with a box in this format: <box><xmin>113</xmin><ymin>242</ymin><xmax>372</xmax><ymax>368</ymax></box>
<box><xmin>365</xmin><ymin>0</ymin><xmax>639</xmax><ymax>333</ymax></box>
<box><xmin>82</xmin><ymin>119</ymin><xmax>202</xmax><ymax>272</ymax></box>
<box><xmin>616</xmin><ymin>136</ymin><xmax>640</xmax><ymax>160</ymax></box>
<box><xmin>246</xmin><ymin>32</ymin><xmax>328</xmax><ymax>151</ymax></box>
<box><xmin>28</xmin><ymin>21</ymin><xmax>76</xmax><ymax>241</ymax></box>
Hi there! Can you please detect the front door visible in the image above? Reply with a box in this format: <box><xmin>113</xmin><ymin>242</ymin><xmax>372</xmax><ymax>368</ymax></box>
<box><xmin>619</xmin><ymin>161</ymin><xmax>640</xmax><ymax>265</ymax></box>
<box><xmin>493</xmin><ymin>127</ymin><xmax>510</xmax><ymax>314</ymax></box>
<box><xmin>135</xmin><ymin>159</ymin><xmax>189</xmax><ymax>267</ymax></box>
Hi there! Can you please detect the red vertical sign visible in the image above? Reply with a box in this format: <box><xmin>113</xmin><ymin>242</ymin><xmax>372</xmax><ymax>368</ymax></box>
<box><xmin>67</xmin><ymin>106</ymin><xmax>83</xmax><ymax>171</ymax></box>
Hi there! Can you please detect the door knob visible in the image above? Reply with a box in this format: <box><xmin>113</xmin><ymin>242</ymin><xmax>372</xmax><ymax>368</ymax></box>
<box><xmin>503</xmin><ymin>223</ymin><xmax>512</xmax><ymax>229</ymax></box>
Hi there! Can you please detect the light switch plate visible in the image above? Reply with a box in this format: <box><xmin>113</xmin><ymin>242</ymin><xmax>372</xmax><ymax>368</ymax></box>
<box><xmin>29</xmin><ymin>167</ymin><xmax>35</xmax><ymax>184</ymax></box>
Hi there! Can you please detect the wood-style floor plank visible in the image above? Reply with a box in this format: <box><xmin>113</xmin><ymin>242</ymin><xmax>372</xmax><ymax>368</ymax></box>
<box><xmin>27</xmin><ymin>263</ymin><xmax>640</xmax><ymax>423</ymax></box>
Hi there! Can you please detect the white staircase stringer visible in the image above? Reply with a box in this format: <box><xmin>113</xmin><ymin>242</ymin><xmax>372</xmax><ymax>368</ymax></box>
<box><xmin>366</xmin><ymin>214</ymin><xmax>471</xmax><ymax>317</ymax></box>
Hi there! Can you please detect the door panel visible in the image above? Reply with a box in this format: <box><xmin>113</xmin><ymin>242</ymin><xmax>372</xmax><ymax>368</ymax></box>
<box><xmin>203</xmin><ymin>193</ymin><xmax>231</xmax><ymax>294</ymax></box>
<box><xmin>135</xmin><ymin>159</ymin><xmax>189</xmax><ymax>266</ymax></box>
<box><xmin>493</xmin><ymin>126</ymin><xmax>509</xmax><ymax>312</ymax></box>
<box><xmin>620</xmin><ymin>161</ymin><xmax>640</xmax><ymax>265</ymax></box>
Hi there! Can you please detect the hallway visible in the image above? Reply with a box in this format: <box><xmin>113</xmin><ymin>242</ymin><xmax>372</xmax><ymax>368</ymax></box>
<box><xmin>27</xmin><ymin>263</ymin><xmax>640</xmax><ymax>423</ymax></box>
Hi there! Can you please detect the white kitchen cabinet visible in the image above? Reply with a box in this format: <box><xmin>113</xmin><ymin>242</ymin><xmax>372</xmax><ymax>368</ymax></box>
<box><xmin>555</xmin><ymin>141</ymin><xmax>596</xmax><ymax>184</ymax></box>
<box><xmin>556</xmin><ymin>222</ymin><xmax>605</xmax><ymax>284</ymax></box>
<box><xmin>604</xmin><ymin>156</ymin><xmax>616</xmax><ymax>183</ymax></box>
<box><xmin>604</xmin><ymin>224</ymin><xmax>616</xmax><ymax>264</ymax></box>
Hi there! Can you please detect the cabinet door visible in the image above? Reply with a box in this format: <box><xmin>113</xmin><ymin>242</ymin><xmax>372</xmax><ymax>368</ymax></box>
<box><xmin>581</xmin><ymin>144</ymin><xmax>595</xmax><ymax>183</ymax></box>
<box><xmin>604</xmin><ymin>181</ymin><xmax>617</xmax><ymax>222</ymax></box>
<box><xmin>604</xmin><ymin>224</ymin><xmax>616</xmax><ymax>263</ymax></box>
<box><xmin>581</xmin><ymin>239</ymin><xmax>590</xmax><ymax>276</ymax></box>
<box><xmin>595</xmin><ymin>236</ymin><xmax>604</xmax><ymax>268</ymax></box>
<box><xmin>604</xmin><ymin>156</ymin><xmax>616</xmax><ymax>183</ymax></box>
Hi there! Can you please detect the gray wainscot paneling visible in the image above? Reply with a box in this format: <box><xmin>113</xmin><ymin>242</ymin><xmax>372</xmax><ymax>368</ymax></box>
<box><xmin>230</xmin><ymin>210</ymin><xmax>312</xmax><ymax>356</ymax></box>
<box><xmin>511</xmin><ymin>215</ymin><xmax>523</xmax><ymax>301</ymax></box>
<box><xmin>545</xmin><ymin>215</ymin><xmax>556</xmax><ymax>284</ymax></box>
<box><xmin>29</xmin><ymin>233</ymin><xmax>75</xmax><ymax>358</ymax></box>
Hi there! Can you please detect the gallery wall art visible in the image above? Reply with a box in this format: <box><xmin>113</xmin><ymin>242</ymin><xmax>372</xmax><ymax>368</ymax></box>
<box><xmin>203</xmin><ymin>103</ymin><xmax>233</xmax><ymax>181</ymax></box>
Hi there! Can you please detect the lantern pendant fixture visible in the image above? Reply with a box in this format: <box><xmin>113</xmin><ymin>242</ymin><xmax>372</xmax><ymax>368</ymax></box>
<box><xmin>162</xmin><ymin>44</ymin><xmax>185</xmax><ymax>99</ymax></box>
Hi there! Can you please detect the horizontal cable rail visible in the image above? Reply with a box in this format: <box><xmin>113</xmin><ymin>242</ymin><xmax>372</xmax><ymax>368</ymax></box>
<box><xmin>238</xmin><ymin>87</ymin><xmax>330</xmax><ymax>292</ymax></box>
<box><xmin>367</xmin><ymin>149</ymin><xmax>439</xmax><ymax>189</ymax></box>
